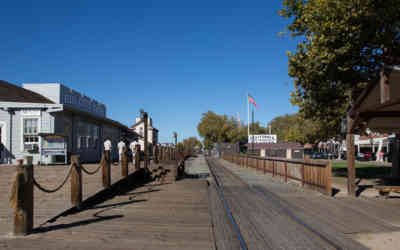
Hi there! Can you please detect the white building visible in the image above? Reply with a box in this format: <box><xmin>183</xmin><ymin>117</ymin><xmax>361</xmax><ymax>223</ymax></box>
<box><xmin>130</xmin><ymin>117</ymin><xmax>159</xmax><ymax>153</ymax></box>
<box><xmin>0</xmin><ymin>81</ymin><xmax>137</xmax><ymax>164</ymax></box>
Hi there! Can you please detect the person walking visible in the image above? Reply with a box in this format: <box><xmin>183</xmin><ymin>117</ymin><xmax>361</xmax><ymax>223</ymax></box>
<box><xmin>118</xmin><ymin>138</ymin><xmax>126</xmax><ymax>164</ymax></box>
<box><xmin>104</xmin><ymin>137</ymin><xmax>112</xmax><ymax>162</ymax></box>
<box><xmin>129</xmin><ymin>140</ymin><xmax>137</xmax><ymax>164</ymax></box>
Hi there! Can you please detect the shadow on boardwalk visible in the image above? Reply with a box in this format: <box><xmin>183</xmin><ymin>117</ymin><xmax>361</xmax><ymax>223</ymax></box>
<box><xmin>33</xmin><ymin>167</ymin><xmax>169</xmax><ymax>234</ymax></box>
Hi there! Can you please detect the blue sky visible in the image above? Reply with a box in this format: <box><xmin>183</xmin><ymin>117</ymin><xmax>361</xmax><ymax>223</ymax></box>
<box><xmin>0</xmin><ymin>0</ymin><xmax>299</xmax><ymax>143</ymax></box>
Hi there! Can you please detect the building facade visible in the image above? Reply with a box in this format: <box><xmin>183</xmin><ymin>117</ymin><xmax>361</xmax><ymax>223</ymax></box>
<box><xmin>130</xmin><ymin>117</ymin><xmax>159</xmax><ymax>153</ymax></box>
<box><xmin>0</xmin><ymin>81</ymin><xmax>137</xmax><ymax>164</ymax></box>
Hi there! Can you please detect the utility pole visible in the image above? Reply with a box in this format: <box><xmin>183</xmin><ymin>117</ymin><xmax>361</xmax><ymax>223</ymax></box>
<box><xmin>143</xmin><ymin>111</ymin><xmax>149</xmax><ymax>172</ymax></box>
<box><xmin>252</xmin><ymin>109</ymin><xmax>254</xmax><ymax>153</ymax></box>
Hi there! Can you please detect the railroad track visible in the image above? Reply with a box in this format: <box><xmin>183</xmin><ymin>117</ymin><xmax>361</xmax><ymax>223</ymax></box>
<box><xmin>206</xmin><ymin>157</ymin><xmax>349</xmax><ymax>250</ymax></box>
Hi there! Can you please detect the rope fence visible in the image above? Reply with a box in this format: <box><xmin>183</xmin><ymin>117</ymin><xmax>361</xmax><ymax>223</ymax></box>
<box><xmin>32</xmin><ymin>164</ymin><xmax>73</xmax><ymax>193</ymax></box>
<box><xmin>9</xmin><ymin>144</ymin><xmax>181</xmax><ymax>236</ymax></box>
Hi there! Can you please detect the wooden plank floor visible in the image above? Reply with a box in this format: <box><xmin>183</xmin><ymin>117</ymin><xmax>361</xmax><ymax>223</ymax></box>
<box><xmin>0</xmin><ymin>162</ymin><xmax>214</xmax><ymax>250</ymax></box>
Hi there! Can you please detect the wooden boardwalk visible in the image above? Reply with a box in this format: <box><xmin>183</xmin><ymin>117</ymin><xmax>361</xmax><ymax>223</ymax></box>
<box><xmin>0</xmin><ymin>162</ymin><xmax>214</xmax><ymax>250</ymax></box>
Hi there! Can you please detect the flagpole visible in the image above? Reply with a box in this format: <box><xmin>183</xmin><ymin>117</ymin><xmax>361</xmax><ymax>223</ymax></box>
<box><xmin>247</xmin><ymin>93</ymin><xmax>250</xmax><ymax>140</ymax></box>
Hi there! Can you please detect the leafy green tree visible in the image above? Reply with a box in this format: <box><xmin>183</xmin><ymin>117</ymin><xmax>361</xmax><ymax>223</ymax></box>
<box><xmin>280</xmin><ymin>0</ymin><xmax>400</xmax><ymax>125</ymax></box>
<box><xmin>182</xmin><ymin>137</ymin><xmax>202</xmax><ymax>154</ymax></box>
<box><xmin>197</xmin><ymin>110</ymin><xmax>268</xmax><ymax>146</ymax></box>
<box><xmin>268</xmin><ymin>113</ymin><xmax>336</xmax><ymax>146</ymax></box>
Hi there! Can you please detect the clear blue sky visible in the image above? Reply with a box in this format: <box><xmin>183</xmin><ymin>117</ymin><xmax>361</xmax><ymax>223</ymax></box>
<box><xmin>0</xmin><ymin>0</ymin><xmax>299</xmax><ymax>143</ymax></box>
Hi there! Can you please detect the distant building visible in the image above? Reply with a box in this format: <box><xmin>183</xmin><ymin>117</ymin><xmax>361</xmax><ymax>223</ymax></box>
<box><xmin>130</xmin><ymin>116</ymin><xmax>159</xmax><ymax>153</ymax></box>
<box><xmin>251</xmin><ymin>142</ymin><xmax>304</xmax><ymax>159</ymax></box>
<box><xmin>0</xmin><ymin>81</ymin><xmax>137</xmax><ymax>164</ymax></box>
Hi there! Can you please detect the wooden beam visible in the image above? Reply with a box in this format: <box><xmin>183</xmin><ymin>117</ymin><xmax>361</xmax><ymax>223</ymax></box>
<box><xmin>392</xmin><ymin>134</ymin><xmax>400</xmax><ymax>179</ymax></box>
<box><xmin>346</xmin><ymin>114</ymin><xmax>356</xmax><ymax>197</ymax></box>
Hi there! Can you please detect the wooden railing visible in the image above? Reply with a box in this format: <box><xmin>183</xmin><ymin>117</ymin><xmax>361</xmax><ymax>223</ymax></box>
<box><xmin>222</xmin><ymin>154</ymin><xmax>332</xmax><ymax>196</ymax></box>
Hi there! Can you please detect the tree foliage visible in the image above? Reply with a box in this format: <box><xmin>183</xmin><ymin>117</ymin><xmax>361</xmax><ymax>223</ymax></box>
<box><xmin>268</xmin><ymin>112</ymin><xmax>341</xmax><ymax>146</ymax></box>
<box><xmin>181</xmin><ymin>136</ymin><xmax>202</xmax><ymax>154</ymax></box>
<box><xmin>197</xmin><ymin>111</ymin><xmax>268</xmax><ymax>146</ymax></box>
<box><xmin>280</xmin><ymin>0</ymin><xmax>400</xmax><ymax>130</ymax></box>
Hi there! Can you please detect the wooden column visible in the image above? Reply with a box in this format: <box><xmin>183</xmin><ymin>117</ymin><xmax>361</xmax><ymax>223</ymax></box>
<box><xmin>263</xmin><ymin>159</ymin><xmax>266</xmax><ymax>174</ymax></box>
<box><xmin>285</xmin><ymin>162</ymin><xmax>288</xmax><ymax>183</ymax></box>
<box><xmin>326</xmin><ymin>161</ymin><xmax>332</xmax><ymax>196</ymax></box>
<box><xmin>135</xmin><ymin>144</ymin><xmax>141</xmax><ymax>170</ymax></box>
<box><xmin>71</xmin><ymin>155</ymin><xmax>82</xmax><ymax>207</ymax></box>
<box><xmin>143</xmin><ymin>112</ymin><xmax>149</xmax><ymax>170</ymax></box>
<box><xmin>392</xmin><ymin>134</ymin><xmax>400</xmax><ymax>179</ymax></box>
<box><xmin>102</xmin><ymin>151</ymin><xmax>111</xmax><ymax>188</ymax></box>
<box><xmin>121</xmin><ymin>148</ymin><xmax>128</xmax><ymax>177</ymax></box>
<box><xmin>346</xmin><ymin>114</ymin><xmax>356</xmax><ymax>196</ymax></box>
<box><xmin>153</xmin><ymin>144</ymin><xmax>159</xmax><ymax>164</ymax></box>
<box><xmin>13</xmin><ymin>159</ymin><xmax>34</xmax><ymax>236</ymax></box>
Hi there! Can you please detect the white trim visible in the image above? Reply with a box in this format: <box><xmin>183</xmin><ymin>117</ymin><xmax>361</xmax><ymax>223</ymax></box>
<box><xmin>20</xmin><ymin>115</ymin><xmax>41</xmax><ymax>153</ymax></box>
<box><xmin>0</xmin><ymin>121</ymin><xmax>6</xmax><ymax>163</ymax></box>
<box><xmin>0</xmin><ymin>121</ymin><xmax>6</xmax><ymax>146</ymax></box>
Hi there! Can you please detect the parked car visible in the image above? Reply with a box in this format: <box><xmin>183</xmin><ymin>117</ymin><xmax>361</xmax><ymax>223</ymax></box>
<box><xmin>311</xmin><ymin>152</ymin><xmax>325</xmax><ymax>159</ymax></box>
<box><xmin>363</xmin><ymin>152</ymin><xmax>376</xmax><ymax>161</ymax></box>
<box><xmin>356</xmin><ymin>152</ymin><xmax>365</xmax><ymax>161</ymax></box>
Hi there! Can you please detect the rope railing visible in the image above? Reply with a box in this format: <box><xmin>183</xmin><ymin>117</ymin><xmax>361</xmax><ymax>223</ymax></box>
<box><xmin>9</xmin><ymin>144</ymin><xmax>179</xmax><ymax>236</ymax></box>
<box><xmin>80</xmin><ymin>161</ymin><xmax>103</xmax><ymax>175</ymax></box>
<box><xmin>32</xmin><ymin>164</ymin><xmax>74</xmax><ymax>193</ymax></box>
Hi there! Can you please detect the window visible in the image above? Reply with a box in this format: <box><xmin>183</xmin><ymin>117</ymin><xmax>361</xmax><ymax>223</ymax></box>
<box><xmin>139</xmin><ymin>127</ymin><xmax>144</xmax><ymax>136</ymax></box>
<box><xmin>77</xmin><ymin>121</ymin><xmax>99</xmax><ymax>149</ymax></box>
<box><xmin>23</xmin><ymin>118</ymin><xmax>39</xmax><ymax>152</ymax></box>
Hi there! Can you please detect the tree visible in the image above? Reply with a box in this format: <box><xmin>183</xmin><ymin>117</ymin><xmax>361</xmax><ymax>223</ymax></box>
<box><xmin>280</xmin><ymin>0</ymin><xmax>400</xmax><ymax>196</ymax></box>
<box><xmin>280</xmin><ymin>0</ymin><xmax>400</xmax><ymax>122</ymax></box>
<box><xmin>268</xmin><ymin>113</ymin><xmax>325</xmax><ymax>146</ymax></box>
<box><xmin>182</xmin><ymin>137</ymin><xmax>202</xmax><ymax>155</ymax></box>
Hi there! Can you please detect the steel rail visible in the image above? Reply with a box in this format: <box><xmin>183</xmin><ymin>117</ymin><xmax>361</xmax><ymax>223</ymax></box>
<box><xmin>209</xmin><ymin>157</ymin><xmax>343</xmax><ymax>250</ymax></box>
<box><xmin>205</xmin><ymin>157</ymin><xmax>248</xmax><ymax>250</ymax></box>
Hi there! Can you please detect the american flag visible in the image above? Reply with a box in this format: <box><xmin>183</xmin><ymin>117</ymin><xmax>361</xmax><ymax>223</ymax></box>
<box><xmin>248</xmin><ymin>94</ymin><xmax>258</xmax><ymax>109</ymax></box>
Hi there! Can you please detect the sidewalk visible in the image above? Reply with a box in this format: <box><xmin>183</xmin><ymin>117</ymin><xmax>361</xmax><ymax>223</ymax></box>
<box><xmin>0</xmin><ymin>162</ymin><xmax>215</xmax><ymax>250</ymax></box>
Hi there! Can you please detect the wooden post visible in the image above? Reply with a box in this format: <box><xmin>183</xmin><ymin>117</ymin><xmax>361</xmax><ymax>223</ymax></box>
<box><xmin>346</xmin><ymin>114</ymin><xmax>356</xmax><ymax>196</ymax></box>
<box><xmin>272</xmin><ymin>160</ymin><xmax>275</xmax><ymax>177</ymax></box>
<box><xmin>102</xmin><ymin>151</ymin><xmax>111</xmax><ymax>188</ymax></box>
<box><xmin>326</xmin><ymin>161</ymin><xmax>332</xmax><ymax>196</ymax></box>
<box><xmin>13</xmin><ymin>158</ymin><xmax>34</xmax><ymax>236</ymax></box>
<box><xmin>71</xmin><ymin>155</ymin><xmax>82</xmax><ymax>207</ymax></box>
<box><xmin>392</xmin><ymin>134</ymin><xmax>400</xmax><ymax>179</ymax></box>
<box><xmin>135</xmin><ymin>144</ymin><xmax>141</xmax><ymax>170</ymax></box>
<box><xmin>121</xmin><ymin>148</ymin><xmax>128</xmax><ymax>178</ymax></box>
<box><xmin>301</xmin><ymin>163</ymin><xmax>305</xmax><ymax>187</ymax></box>
<box><xmin>143</xmin><ymin>112</ymin><xmax>149</xmax><ymax>171</ymax></box>
<box><xmin>154</xmin><ymin>144</ymin><xmax>159</xmax><ymax>164</ymax></box>
<box><xmin>285</xmin><ymin>162</ymin><xmax>288</xmax><ymax>183</ymax></box>
<box><xmin>263</xmin><ymin>159</ymin><xmax>266</xmax><ymax>174</ymax></box>
<box><xmin>158</xmin><ymin>146</ymin><xmax>161</xmax><ymax>162</ymax></box>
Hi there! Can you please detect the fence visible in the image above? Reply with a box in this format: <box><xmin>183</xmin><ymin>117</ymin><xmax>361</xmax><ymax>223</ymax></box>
<box><xmin>222</xmin><ymin>154</ymin><xmax>332</xmax><ymax>196</ymax></box>
<box><xmin>9</xmin><ymin>144</ymin><xmax>178</xmax><ymax>236</ymax></box>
